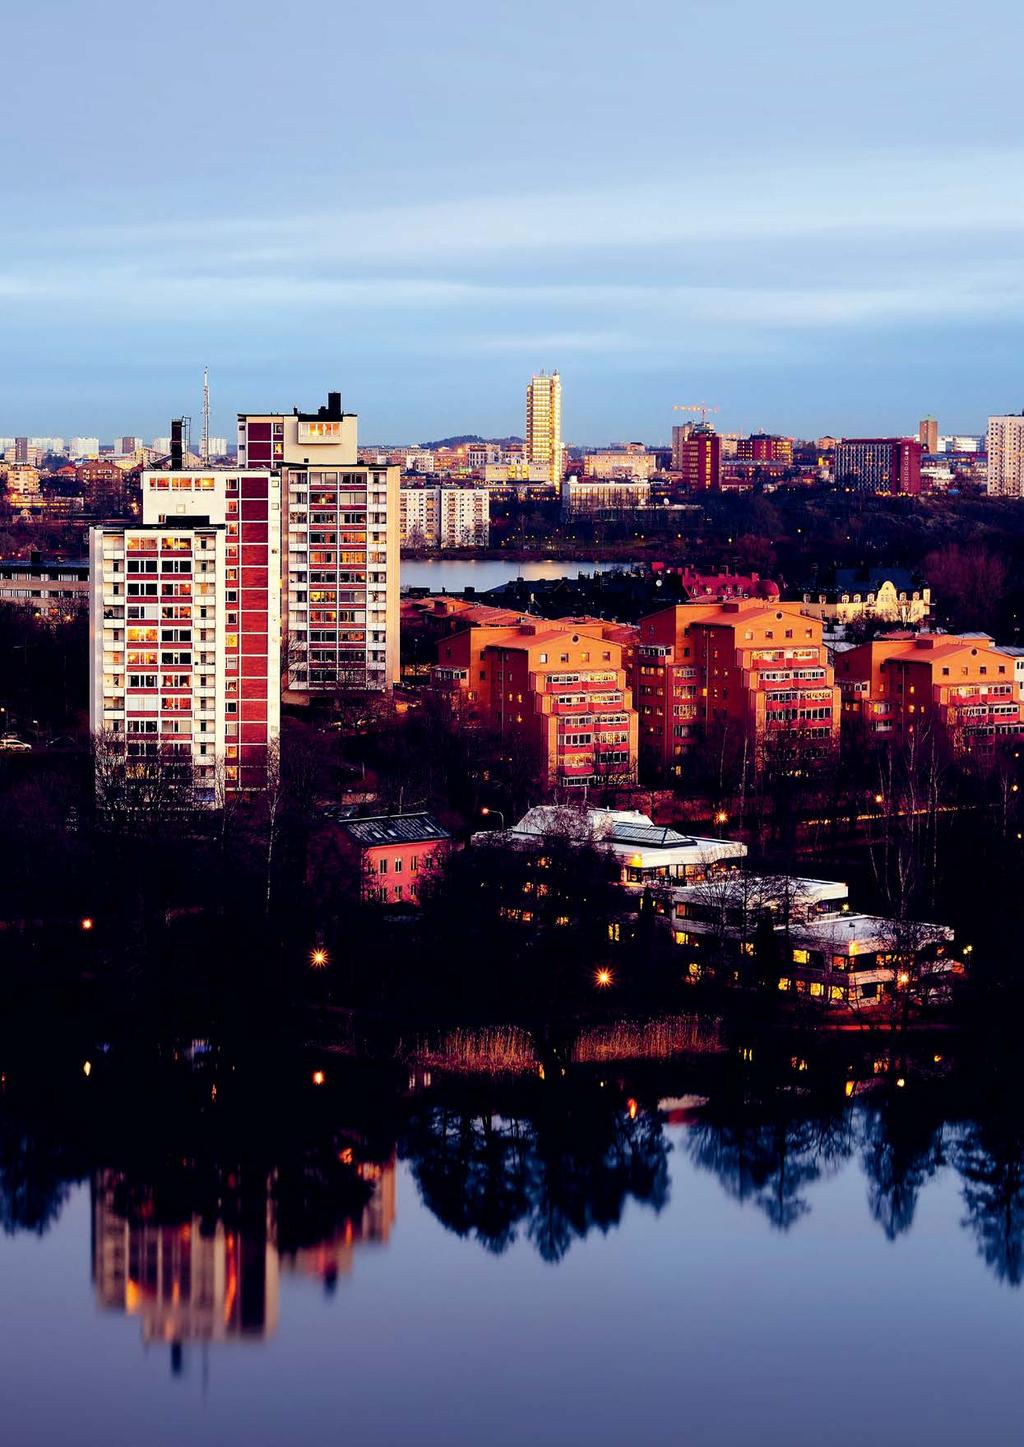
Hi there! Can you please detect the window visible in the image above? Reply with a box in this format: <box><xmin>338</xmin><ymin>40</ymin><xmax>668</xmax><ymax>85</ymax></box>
<box><xmin>378</xmin><ymin>858</ymin><xmax>388</xmax><ymax>874</ymax></box>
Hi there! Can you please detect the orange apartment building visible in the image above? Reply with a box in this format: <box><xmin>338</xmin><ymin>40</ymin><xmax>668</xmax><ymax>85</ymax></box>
<box><xmin>834</xmin><ymin>633</ymin><xmax>1024</xmax><ymax>753</ymax></box>
<box><xmin>433</xmin><ymin>619</ymin><xmax>639</xmax><ymax>788</ymax></box>
<box><xmin>633</xmin><ymin>600</ymin><xmax>841</xmax><ymax>776</ymax></box>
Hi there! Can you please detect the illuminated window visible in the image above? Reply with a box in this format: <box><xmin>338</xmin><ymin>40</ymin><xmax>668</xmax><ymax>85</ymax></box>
<box><xmin>792</xmin><ymin>948</ymin><xmax>810</xmax><ymax>964</ymax></box>
<box><xmin>778</xmin><ymin>977</ymin><xmax>791</xmax><ymax>991</ymax></box>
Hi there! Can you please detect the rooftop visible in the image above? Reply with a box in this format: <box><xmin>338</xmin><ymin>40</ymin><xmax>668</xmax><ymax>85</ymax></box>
<box><xmin>328</xmin><ymin>811</ymin><xmax>450</xmax><ymax>847</ymax></box>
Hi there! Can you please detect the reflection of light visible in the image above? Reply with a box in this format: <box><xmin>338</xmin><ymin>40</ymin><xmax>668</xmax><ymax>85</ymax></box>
<box><xmin>312</xmin><ymin>1070</ymin><xmax>326</xmax><ymax>1086</ymax></box>
<box><xmin>896</xmin><ymin>1077</ymin><xmax>906</xmax><ymax>1088</ymax></box>
<box><xmin>595</xmin><ymin>968</ymin><xmax>613</xmax><ymax>988</ymax></box>
<box><xmin>844</xmin><ymin>1080</ymin><xmax>855</xmax><ymax>1097</ymax></box>
<box><xmin>82</xmin><ymin>1060</ymin><xmax>92</xmax><ymax>1077</ymax></box>
<box><xmin>627</xmin><ymin>1097</ymin><xmax>638</xmax><ymax>1119</ymax></box>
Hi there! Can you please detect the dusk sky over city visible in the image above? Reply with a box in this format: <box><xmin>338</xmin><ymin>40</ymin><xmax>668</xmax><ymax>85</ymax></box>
<box><xmin>4</xmin><ymin>0</ymin><xmax>1024</xmax><ymax>439</ymax></box>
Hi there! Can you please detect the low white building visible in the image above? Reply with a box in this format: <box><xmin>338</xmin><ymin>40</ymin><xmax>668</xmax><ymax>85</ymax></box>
<box><xmin>473</xmin><ymin>806</ymin><xmax>747</xmax><ymax>886</ymax></box>
<box><xmin>561</xmin><ymin>478</ymin><xmax>652</xmax><ymax>517</ymax></box>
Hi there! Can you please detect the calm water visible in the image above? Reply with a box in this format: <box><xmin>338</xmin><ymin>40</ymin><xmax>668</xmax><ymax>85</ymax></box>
<box><xmin>1</xmin><ymin>1038</ymin><xmax>1022</xmax><ymax>1447</ymax></box>
<box><xmin>401</xmin><ymin>557</ymin><xmax>625</xmax><ymax>593</ymax></box>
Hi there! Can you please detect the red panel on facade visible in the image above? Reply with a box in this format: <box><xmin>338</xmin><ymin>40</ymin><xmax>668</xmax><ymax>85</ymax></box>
<box><xmin>240</xmin><ymin>677</ymin><xmax>267</xmax><ymax>699</ymax></box>
<box><xmin>241</xmin><ymin>477</ymin><xmax>270</xmax><ymax>498</ymax></box>
<box><xmin>240</xmin><ymin>722</ymin><xmax>268</xmax><ymax>743</ymax></box>
<box><xmin>240</xmin><ymin>499</ymin><xmax>268</xmax><ymax>519</ymax></box>
<box><xmin>240</xmin><ymin>567</ymin><xmax>269</xmax><ymax>587</ymax></box>
<box><xmin>241</xmin><ymin>523</ymin><xmax>269</xmax><ymax>543</ymax></box>
<box><xmin>240</xmin><ymin>546</ymin><xmax>268</xmax><ymax>566</ymax></box>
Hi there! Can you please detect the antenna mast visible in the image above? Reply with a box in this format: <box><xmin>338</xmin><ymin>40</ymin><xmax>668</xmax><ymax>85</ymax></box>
<box><xmin>201</xmin><ymin>366</ymin><xmax>210</xmax><ymax>464</ymax></box>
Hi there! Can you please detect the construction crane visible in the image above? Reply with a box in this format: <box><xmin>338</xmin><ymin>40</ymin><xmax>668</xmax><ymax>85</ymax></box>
<box><xmin>673</xmin><ymin>402</ymin><xmax>720</xmax><ymax>424</ymax></box>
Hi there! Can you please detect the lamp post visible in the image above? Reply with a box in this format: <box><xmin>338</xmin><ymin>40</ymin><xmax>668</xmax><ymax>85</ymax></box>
<box><xmin>480</xmin><ymin>806</ymin><xmax>505</xmax><ymax>829</ymax></box>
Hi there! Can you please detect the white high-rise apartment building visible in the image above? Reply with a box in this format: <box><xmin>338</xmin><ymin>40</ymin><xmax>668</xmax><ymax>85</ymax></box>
<box><xmin>89</xmin><ymin>468</ymin><xmax>281</xmax><ymax>802</ymax></box>
<box><xmin>526</xmin><ymin>371</ymin><xmax>563</xmax><ymax>484</ymax></box>
<box><xmin>69</xmin><ymin>437</ymin><xmax>100</xmax><ymax>458</ymax></box>
<box><xmin>986</xmin><ymin>415</ymin><xmax>1024</xmax><ymax>497</ymax></box>
<box><xmin>237</xmin><ymin>391</ymin><xmax>400</xmax><ymax>694</ymax></box>
<box><xmin>400</xmin><ymin>485</ymin><xmax>489</xmax><ymax>548</ymax></box>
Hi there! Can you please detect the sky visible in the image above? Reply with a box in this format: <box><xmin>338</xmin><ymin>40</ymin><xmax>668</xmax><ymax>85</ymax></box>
<box><xmin>3</xmin><ymin>0</ymin><xmax>1024</xmax><ymax>444</ymax></box>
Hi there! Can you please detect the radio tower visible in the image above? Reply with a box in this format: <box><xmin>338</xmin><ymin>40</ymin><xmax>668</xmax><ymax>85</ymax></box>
<box><xmin>201</xmin><ymin>366</ymin><xmax>210</xmax><ymax>464</ymax></box>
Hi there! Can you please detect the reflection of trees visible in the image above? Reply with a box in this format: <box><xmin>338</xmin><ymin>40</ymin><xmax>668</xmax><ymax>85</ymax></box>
<box><xmin>0</xmin><ymin>1122</ymin><xmax>78</xmax><ymax>1237</ymax></box>
<box><xmin>402</xmin><ymin>1085</ymin><xmax>670</xmax><ymax>1262</ymax></box>
<box><xmin>860</xmin><ymin>1101</ymin><xmax>947</xmax><ymax>1240</ymax></box>
<box><xmin>956</xmin><ymin>1116</ymin><xmax>1024</xmax><ymax>1287</ymax></box>
<box><xmin>687</xmin><ymin>1101</ymin><xmax>854</xmax><ymax>1231</ymax></box>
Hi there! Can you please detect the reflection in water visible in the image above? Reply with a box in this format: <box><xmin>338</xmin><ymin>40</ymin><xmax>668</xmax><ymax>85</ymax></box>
<box><xmin>91</xmin><ymin>1157</ymin><xmax>397</xmax><ymax>1356</ymax></box>
<box><xmin>3</xmin><ymin>1038</ymin><xmax>1024</xmax><ymax>1321</ymax></box>
<box><xmin>956</xmin><ymin>1118</ymin><xmax>1024</xmax><ymax>1286</ymax></box>
<box><xmin>403</xmin><ymin>1082</ymin><xmax>670</xmax><ymax>1262</ymax></box>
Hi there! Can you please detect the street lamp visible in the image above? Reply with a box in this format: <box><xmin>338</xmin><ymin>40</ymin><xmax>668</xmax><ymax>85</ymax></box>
<box><xmin>310</xmin><ymin>947</ymin><xmax>328</xmax><ymax>969</ymax></box>
<box><xmin>480</xmin><ymin>806</ymin><xmax>505</xmax><ymax>829</ymax></box>
<box><xmin>595</xmin><ymin>968</ymin><xmax>613</xmax><ymax>988</ymax></box>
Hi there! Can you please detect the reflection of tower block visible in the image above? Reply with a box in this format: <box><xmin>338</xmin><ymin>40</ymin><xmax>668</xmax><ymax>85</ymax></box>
<box><xmin>90</xmin><ymin>1171</ymin><xmax>279</xmax><ymax>1348</ymax></box>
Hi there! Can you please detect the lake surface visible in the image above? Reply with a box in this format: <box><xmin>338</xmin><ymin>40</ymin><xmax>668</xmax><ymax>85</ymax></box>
<box><xmin>401</xmin><ymin>557</ymin><xmax>626</xmax><ymax>593</ymax></box>
<box><xmin>1</xmin><ymin>1037</ymin><xmax>1022</xmax><ymax>1447</ymax></box>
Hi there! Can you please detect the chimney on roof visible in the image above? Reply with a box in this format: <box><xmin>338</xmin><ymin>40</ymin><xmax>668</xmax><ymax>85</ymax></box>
<box><xmin>170</xmin><ymin>417</ymin><xmax>186</xmax><ymax>470</ymax></box>
<box><xmin>327</xmin><ymin>390</ymin><xmax>342</xmax><ymax>418</ymax></box>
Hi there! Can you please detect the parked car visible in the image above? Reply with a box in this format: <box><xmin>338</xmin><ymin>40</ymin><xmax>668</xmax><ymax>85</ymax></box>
<box><xmin>0</xmin><ymin>736</ymin><xmax>31</xmax><ymax>752</ymax></box>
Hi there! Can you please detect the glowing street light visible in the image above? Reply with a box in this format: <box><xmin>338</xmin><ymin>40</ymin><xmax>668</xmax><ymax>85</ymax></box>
<box><xmin>312</xmin><ymin>1070</ymin><xmax>326</xmax><ymax>1086</ymax></box>
<box><xmin>80</xmin><ymin>917</ymin><xmax>94</xmax><ymax>932</ymax></box>
<box><xmin>714</xmin><ymin>810</ymin><xmax>729</xmax><ymax>826</ymax></box>
<box><xmin>595</xmin><ymin>968</ymin><xmax>613</xmax><ymax>988</ymax></box>
<box><xmin>480</xmin><ymin>806</ymin><xmax>505</xmax><ymax>829</ymax></box>
<box><xmin>82</xmin><ymin>1060</ymin><xmax>92</xmax><ymax>1077</ymax></box>
<box><xmin>310</xmin><ymin>948</ymin><xmax>328</xmax><ymax>969</ymax></box>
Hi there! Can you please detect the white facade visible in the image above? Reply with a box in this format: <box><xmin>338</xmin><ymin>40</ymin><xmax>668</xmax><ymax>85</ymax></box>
<box><xmin>89</xmin><ymin>469</ymin><xmax>282</xmax><ymax>803</ymax></box>
<box><xmin>400</xmin><ymin>486</ymin><xmax>489</xmax><ymax>548</ymax></box>
<box><xmin>986</xmin><ymin>416</ymin><xmax>1024</xmax><ymax>496</ymax></box>
<box><xmin>561</xmin><ymin>477</ymin><xmax>652</xmax><ymax>516</ymax></box>
<box><xmin>583</xmin><ymin>449</ymin><xmax>656</xmax><ymax>480</ymax></box>
<box><xmin>238</xmin><ymin>395</ymin><xmax>400</xmax><ymax>693</ymax></box>
<box><xmin>68</xmin><ymin>437</ymin><xmax>101</xmax><ymax>458</ymax></box>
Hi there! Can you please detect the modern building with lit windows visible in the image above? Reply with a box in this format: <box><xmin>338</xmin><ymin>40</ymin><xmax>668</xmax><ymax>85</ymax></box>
<box><xmin>88</xmin><ymin>468</ymin><xmax>281</xmax><ymax>800</ymax></box>
<box><xmin>526</xmin><ymin>371</ymin><xmax>563</xmax><ymax>485</ymax></box>
<box><xmin>237</xmin><ymin>392</ymin><xmax>400</xmax><ymax>694</ymax></box>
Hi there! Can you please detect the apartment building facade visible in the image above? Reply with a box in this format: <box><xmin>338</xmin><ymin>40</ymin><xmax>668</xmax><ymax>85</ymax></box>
<box><xmin>833</xmin><ymin>438</ymin><xmax>923</xmax><ymax>495</ymax></box>
<box><xmin>633</xmin><ymin>600</ymin><xmax>840</xmax><ymax>776</ymax></box>
<box><xmin>834</xmin><ymin>633</ymin><xmax>1024</xmax><ymax>752</ymax></box>
<box><xmin>237</xmin><ymin>392</ymin><xmax>400</xmax><ymax>694</ymax></box>
<box><xmin>400</xmin><ymin>485</ymin><xmax>489</xmax><ymax>548</ymax></box>
<box><xmin>89</xmin><ymin>468</ymin><xmax>281</xmax><ymax>799</ymax></box>
<box><xmin>434</xmin><ymin>619</ymin><xmax>639</xmax><ymax>788</ymax></box>
<box><xmin>986</xmin><ymin>414</ymin><xmax>1024</xmax><ymax>497</ymax></box>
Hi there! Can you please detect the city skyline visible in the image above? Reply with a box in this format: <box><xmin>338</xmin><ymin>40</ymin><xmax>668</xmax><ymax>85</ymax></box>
<box><xmin>4</xmin><ymin>3</ymin><xmax>1024</xmax><ymax>438</ymax></box>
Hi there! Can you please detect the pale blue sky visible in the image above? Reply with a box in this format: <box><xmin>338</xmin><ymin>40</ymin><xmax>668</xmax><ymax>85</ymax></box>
<box><xmin>3</xmin><ymin>0</ymin><xmax>1023</xmax><ymax>443</ymax></box>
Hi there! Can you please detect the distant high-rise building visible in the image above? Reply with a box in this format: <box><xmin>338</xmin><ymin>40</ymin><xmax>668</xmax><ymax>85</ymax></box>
<box><xmin>152</xmin><ymin>436</ymin><xmax>172</xmax><ymax>455</ymax></box>
<box><xmin>117</xmin><ymin>436</ymin><xmax>144</xmax><ymax>455</ymax></box>
<box><xmin>736</xmin><ymin>434</ymin><xmax>794</xmax><ymax>465</ymax></box>
<box><xmin>986</xmin><ymin>415</ymin><xmax>1024</xmax><ymax>497</ymax></box>
<box><xmin>237</xmin><ymin>391</ymin><xmax>400</xmax><ymax>694</ymax></box>
<box><xmin>526</xmin><ymin>371</ymin><xmax>563</xmax><ymax>484</ymax></box>
<box><xmin>89</xmin><ymin>468</ymin><xmax>281</xmax><ymax>800</ymax></box>
<box><xmin>919</xmin><ymin>417</ymin><xmax>939</xmax><ymax>453</ymax></box>
<box><xmin>833</xmin><ymin>438</ymin><xmax>922</xmax><ymax>495</ymax></box>
<box><xmin>206</xmin><ymin>437</ymin><xmax>229</xmax><ymax>458</ymax></box>
<box><xmin>671</xmin><ymin>423</ymin><xmax>694</xmax><ymax>470</ymax></box>
<box><xmin>678</xmin><ymin>426</ymin><xmax>721</xmax><ymax>491</ymax></box>
<box><xmin>68</xmin><ymin>436</ymin><xmax>100</xmax><ymax>459</ymax></box>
